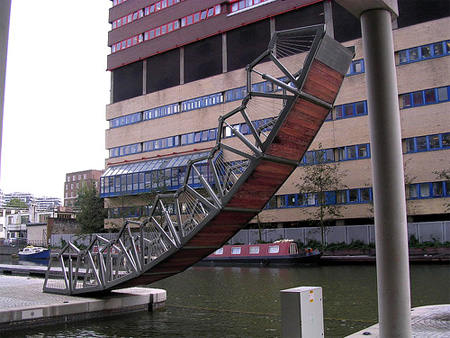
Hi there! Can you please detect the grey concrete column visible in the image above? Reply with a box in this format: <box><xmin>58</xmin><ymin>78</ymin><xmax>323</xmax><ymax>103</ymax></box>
<box><xmin>361</xmin><ymin>9</ymin><xmax>412</xmax><ymax>337</ymax></box>
<box><xmin>0</xmin><ymin>0</ymin><xmax>12</xmax><ymax>181</ymax></box>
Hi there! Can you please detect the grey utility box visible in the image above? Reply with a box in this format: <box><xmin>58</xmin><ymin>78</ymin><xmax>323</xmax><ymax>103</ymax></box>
<box><xmin>281</xmin><ymin>286</ymin><xmax>324</xmax><ymax>337</ymax></box>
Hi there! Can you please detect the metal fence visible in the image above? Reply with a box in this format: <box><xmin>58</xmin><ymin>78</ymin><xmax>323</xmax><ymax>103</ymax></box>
<box><xmin>228</xmin><ymin>221</ymin><xmax>450</xmax><ymax>245</ymax></box>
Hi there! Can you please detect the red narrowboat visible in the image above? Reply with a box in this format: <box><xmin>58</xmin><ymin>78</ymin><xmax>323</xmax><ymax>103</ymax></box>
<box><xmin>202</xmin><ymin>240</ymin><xmax>322</xmax><ymax>265</ymax></box>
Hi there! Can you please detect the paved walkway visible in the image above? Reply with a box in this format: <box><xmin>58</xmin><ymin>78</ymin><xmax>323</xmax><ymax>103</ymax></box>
<box><xmin>0</xmin><ymin>275</ymin><xmax>166</xmax><ymax>331</ymax></box>
<box><xmin>347</xmin><ymin>304</ymin><xmax>450</xmax><ymax>337</ymax></box>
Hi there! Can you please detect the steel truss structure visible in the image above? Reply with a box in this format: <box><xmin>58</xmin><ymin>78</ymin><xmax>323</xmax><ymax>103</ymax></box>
<box><xmin>44</xmin><ymin>25</ymin><xmax>353</xmax><ymax>295</ymax></box>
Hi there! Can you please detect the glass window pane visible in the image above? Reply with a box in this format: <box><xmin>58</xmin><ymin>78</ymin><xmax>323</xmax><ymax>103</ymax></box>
<box><xmin>409</xmin><ymin>48</ymin><xmax>419</xmax><ymax>61</ymax></box>
<box><xmin>409</xmin><ymin>185</ymin><xmax>418</xmax><ymax>198</ymax></box>
<box><xmin>358</xmin><ymin>144</ymin><xmax>368</xmax><ymax>158</ymax></box>
<box><xmin>297</xmin><ymin>194</ymin><xmax>306</xmax><ymax>206</ymax></box>
<box><xmin>433</xmin><ymin>42</ymin><xmax>444</xmax><ymax>56</ymax></box>
<box><xmin>402</xmin><ymin>94</ymin><xmax>411</xmax><ymax>108</ymax></box>
<box><xmin>432</xmin><ymin>182</ymin><xmax>443</xmax><ymax>197</ymax></box>
<box><xmin>268</xmin><ymin>245</ymin><xmax>280</xmax><ymax>254</ymax></box>
<box><xmin>442</xmin><ymin>133</ymin><xmax>450</xmax><ymax>148</ymax></box>
<box><xmin>288</xmin><ymin>195</ymin><xmax>296</xmax><ymax>206</ymax></box>
<box><xmin>429</xmin><ymin>135</ymin><xmax>440</xmax><ymax>149</ymax></box>
<box><xmin>231</xmin><ymin>247</ymin><xmax>241</xmax><ymax>255</ymax></box>
<box><xmin>338</xmin><ymin>148</ymin><xmax>345</xmax><ymax>160</ymax></box>
<box><xmin>344</xmin><ymin>104</ymin><xmax>354</xmax><ymax>117</ymax></box>
<box><xmin>335</xmin><ymin>106</ymin><xmax>343</xmax><ymax>119</ymax></box>
<box><xmin>249</xmin><ymin>246</ymin><xmax>259</xmax><ymax>254</ymax></box>
<box><xmin>416</xmin><ymin>136</ymin><xmax>427</xmax><ymax>151</ymax></box>
<box><xmin>412</xmin><ymin>91</ymin><xmax>424</xmax><ymax>106</ymax></box>
<box><xmin>406</xmin><ymin>139</ymin><xmax>415</xmax><ymax>152</ymax></box>
<box><xmin>421</xmin><ymin>46</ymin><xmax>431</xmax><ymax>59</ymax></box>
<box><xmin>355</xmin><ymin>101</ymin><xmax>365</xmax><ymax>115</ymax></box>
<box><xmin>347</xmin><ymin>145</ymin><xmax>357</xmax><ymax>159</ymax></box>
<box><xmin>424</xmin><ymin>89</ymin><xmax>436</xmax><ymax>104</ymax></box>
<box><xmin>437</xmin><ymin>87</ymin><xmax>448</xmax><ymax>101</ymax></box>
<box><xmin>360</xmin><ymin>188</ymin><xmax>371</xmax><ymax>202</ymax></box>
<box><xmin>349</xmin><ymin>189</ymin><xmax>358</xmax><ymax>202</ymax></box>
<box><xmin>398</xmin><ymin>50</ymin><xmax>407</xmax><ymax>64</ymax></box>
<box><xmin>277</xmin><ymin>196</ymin><xmax>286</xmax><ymax>208</ymax></box>
<box><xmin>419</xmin><ymin>183</ymin><xmax>430</xmax><ymax>197</ymax></box>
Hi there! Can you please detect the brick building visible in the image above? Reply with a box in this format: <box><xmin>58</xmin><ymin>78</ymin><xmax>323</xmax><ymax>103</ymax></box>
<box><xmin>64</xmin><ymin>169</ymin><xmax>104</xmax><ymax>207</ymax></box>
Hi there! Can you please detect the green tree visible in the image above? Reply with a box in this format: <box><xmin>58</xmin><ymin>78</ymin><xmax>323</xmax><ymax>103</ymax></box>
<box><xmin>75</xmin><ymin>184</ymin><xmax>107</xmax><ymax>233</ymax></box>
<box><xmin>5</xmin><ymin>198</ymin><xmax>28</xmax><ymax>209</ymax></box>
<box><xmin>296</xmin><ymin>144</ymin><xmax>346</xmax><ymax>251</ymax></box>
<box><xmin>434</xmin><ymin>169</ymin><xmax>450</xmax><ymax>212</ymax></box>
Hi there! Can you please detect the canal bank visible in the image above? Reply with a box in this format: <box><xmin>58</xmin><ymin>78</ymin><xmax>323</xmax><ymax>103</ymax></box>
<box><xmin>0</xmin><ymin>275</ymin><xmax>166</xmax><ymax>332</ymax></box>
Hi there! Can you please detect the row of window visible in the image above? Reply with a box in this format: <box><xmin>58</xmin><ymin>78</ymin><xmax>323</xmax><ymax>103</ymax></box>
<box><xmin>111</xmin><ymin>0</ymin><xmax>128</xmax><ymax>7</ymax></box>
<box><xmin>112</xmin><ymin>0</ymin><xmax>183</xmax><ymax>30</ymax></box>
<box><xmin>266</xmin><ymin>180</ymin><xmax>450</xmax><ymax>210</ymax></box>
<box><xmin>66</xmin><ymin>174</ymin><xmax>88</xmax><ymax>182</ymax></box>
<box><xmin>398</xmin><ymin>40</ymin><xmax>450</xmax><ymax>65</ymax></box>
<box><xmin>229</xmin><ymin>0</ymin><xmax>272</xmax><ymax>13</ymax></box>
<box><xmin>104</xmin><ymin>180</ymin><xmax>450</xmax><ymax>217</ymax></box>
<box><xmin>110</xmin><ymin>119</ymin><xmax>449</xmax><ymax>160</ymax></box>
<box><xmin>401</xmin><ymin>86</ymin><xmax>449</xmax><ymax>109</ymax></box>
<box><xmin>101</xmin><ymin>163</ymin><xmax>212</xmax><ymax>198</ymax></box>
<box><xmin>268</xmin><ymin>187</ymin><xmax>374</xmax><ymax>209</ymax></box>
<box><xmin>112</xmin><ymin>5</ymin><xmax>222</xmax><ymax>53</ymax></box>
<box><xmin>300</xmin><ymin>143</ymin><xmax>371</xmax><ymax>165</ymax></box>
<box><xmin>409</xmin><ymin>181</ymin><xmax>450</xmax><ymax>199</ymax></box>
<box><xmin>108</xmin><ymin>75</ymin><xmax>307</xmax><ymax>129</ymax></box>
<box><xmin>109</xmin><ymin>74</ymin><xmax>448</xmax><ymax>131</ymax></box>
<box><xmin>335</xmin><ymin>100</ymin><xmax>367</xmax><ymax>119</ymax></box>
<box><xmin>405</xmin><ymin>133</ymin><xmax>450</xmax><ymax>153</ymax></box>
<box><xmin>109</xmin><ymin>118</ymin><xmax>275</xmax><ymax>158</ymax></box>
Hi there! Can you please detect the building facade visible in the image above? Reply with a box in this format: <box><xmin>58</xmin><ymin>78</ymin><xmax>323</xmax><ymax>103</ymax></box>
<box><xmin>101</xmin><ymin>0</ymin><xmax>450</xmax><ymax>228</ymax></box>
<box><xmin>64</xmin><ymin>169</ymin><xmax>104</xmax><ymax>207</ymax></box>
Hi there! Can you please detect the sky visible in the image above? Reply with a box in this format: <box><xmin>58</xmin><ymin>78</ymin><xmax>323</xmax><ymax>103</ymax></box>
<box><xmin>1</xmin><ymin>1</ymin><xmax>111</xmax><ymax>200</ymax></box>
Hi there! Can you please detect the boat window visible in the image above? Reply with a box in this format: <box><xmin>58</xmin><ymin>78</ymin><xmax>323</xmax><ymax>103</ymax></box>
<box><xmin>268</xmin><ymin>245</ymin><xmax>279</xmax><ymax>254</ymax></box>
<box><xmin>231</xmin><ymin>247</ymin><xmax>241</xmax><ymax>255</ymax></box>
<box><xmin>289</xmin><ymin>243</ymin><xmax>298</xmax><ymax>254</ymax></box>
<box><xmin>214</xmin><ymin>248</ymin><xmax>223</xmax><ymax>255</ymax></box>
<box><xmin>249</xmin><ymin>246</ymin><xmax>259</xmax><ymax>254</ymax></box>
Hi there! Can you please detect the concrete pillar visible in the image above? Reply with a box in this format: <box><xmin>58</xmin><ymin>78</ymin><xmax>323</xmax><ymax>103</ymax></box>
<box><xmin>0</xmin><ymin>0</ymin><xmax>12</xmax><ymax>181</ymax></box>
<box><xmin>361</xmin><ymin>9</ymin><xmax>412</xmax><ymax>337</ymax></box>
<box><xmin>335</xmin><ymin>1</ymin><xmax>412</xmax><ymax>336</ymax></box>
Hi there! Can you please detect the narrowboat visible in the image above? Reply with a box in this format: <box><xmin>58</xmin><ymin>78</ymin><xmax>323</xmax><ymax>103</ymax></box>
<box><xmin>202</xmin><ymin>240</ymin><xmax>321</xmax><ymax>265</ymax></box>
<box><xmin>18</xmin><ymin>246</ymin><xmax>50</xmax><ymax>259</ymax></box>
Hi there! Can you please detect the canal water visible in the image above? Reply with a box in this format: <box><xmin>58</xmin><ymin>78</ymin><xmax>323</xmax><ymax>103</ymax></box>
<box><xmin>2</xmin><ymin>264</ymin><xmax>449</xmax><ymax>337</ymax></box>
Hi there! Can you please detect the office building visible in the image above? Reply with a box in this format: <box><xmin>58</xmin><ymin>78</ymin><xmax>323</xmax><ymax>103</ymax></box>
<box><xmin>101</xmin><ymin>0</ymin><xmax>449</xmax><ymax>228</ymax></box>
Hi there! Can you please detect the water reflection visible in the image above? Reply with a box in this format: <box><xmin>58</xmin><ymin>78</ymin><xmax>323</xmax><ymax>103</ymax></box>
<box><xmin>1</xmin><ymin>264</ymin><xmax>448</xmax><ymax>337</ymax></box>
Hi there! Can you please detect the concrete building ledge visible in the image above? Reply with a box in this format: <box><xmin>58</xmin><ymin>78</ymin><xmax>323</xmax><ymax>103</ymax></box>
<box><xmin>346</xmin><ymin>304</ymin><xmax>450</xmax><ymax>337</ymax></box>
<box><xmin>0</xmin><ymin>275</ymin><xmax>166</xmax><ymax>332</ymax></box>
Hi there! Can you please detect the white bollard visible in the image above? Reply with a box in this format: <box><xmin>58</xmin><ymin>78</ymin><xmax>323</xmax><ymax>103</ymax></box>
<box><xmin>281</xmin><ymin>286</ymin><xmax>324</xmax><ymax>338</ymax></box>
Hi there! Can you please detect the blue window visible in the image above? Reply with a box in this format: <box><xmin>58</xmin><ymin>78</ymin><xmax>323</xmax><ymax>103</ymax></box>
<box><xmin>337</xmin><ymin>144</ymin><xmax>370</xmax><ymax>161</ymax></box>
<box><xmin>405</xmin><ymin>133</ymin><xmax>450</xmax><ymax>153</ymax></box>
<box><xmin>401</xmin><ymin>86</ymin><xmax>450</xmax><ymax>108</ymax></box>
<box><xmin>335</xmin><ymin>101</ymin><xmax>367</xmax><ymax>119</ymax></box>
<box><xmin>398</xmin><ymin>40</ymin><xmax>450</xmax><ymax>65</ymax></box>
<box><xmin>300</xmin><ymin>148</ymin><xmax>335</xmax><ymax>165</ymax></box>
<box><xmin>346</xmin><ymin>59</ymin><xmax>365</xmax><ymax>76</ymax></box>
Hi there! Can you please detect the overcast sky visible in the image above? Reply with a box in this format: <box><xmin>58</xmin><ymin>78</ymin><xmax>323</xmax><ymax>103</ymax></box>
<box><xmin>1</xmin><ymin>1</ymin><xmax>111</xmax><ymax>200</ymax></box>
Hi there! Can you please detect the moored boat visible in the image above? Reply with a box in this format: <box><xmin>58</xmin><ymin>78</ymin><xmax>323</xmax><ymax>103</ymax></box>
<box><xmin>18</xmin><ymin>246</ymin><xmax>50</xmax><ymax>259</ymax></box>
<box><xmin>202</xmin><ymin>240</ymin><xmax>321</xmax><ymax>266</ymax></box>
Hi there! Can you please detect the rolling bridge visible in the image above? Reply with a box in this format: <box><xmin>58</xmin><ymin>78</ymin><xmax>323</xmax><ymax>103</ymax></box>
<box><xmin>43</xmin><ymin>25</ymin><xmax>353</xmax><ymax>295</ymax></box>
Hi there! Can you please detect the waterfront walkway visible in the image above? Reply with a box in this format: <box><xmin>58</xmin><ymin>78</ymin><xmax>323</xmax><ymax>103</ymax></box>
<box><xmin>0</xmin><ymin>274</ymin><xmax>166</xmax><ymax>332</ymax></box>
<box><xmin>347</xmin><ymin>304</ymin><xmax>450</xmax><ymax>337</ymax></box>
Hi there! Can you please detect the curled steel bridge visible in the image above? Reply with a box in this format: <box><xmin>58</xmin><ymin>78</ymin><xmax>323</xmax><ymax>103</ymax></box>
<box><xmin>44</xmin><ymin>25</ymin><xmax>353</xmax><ymax>295</ymax></box>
